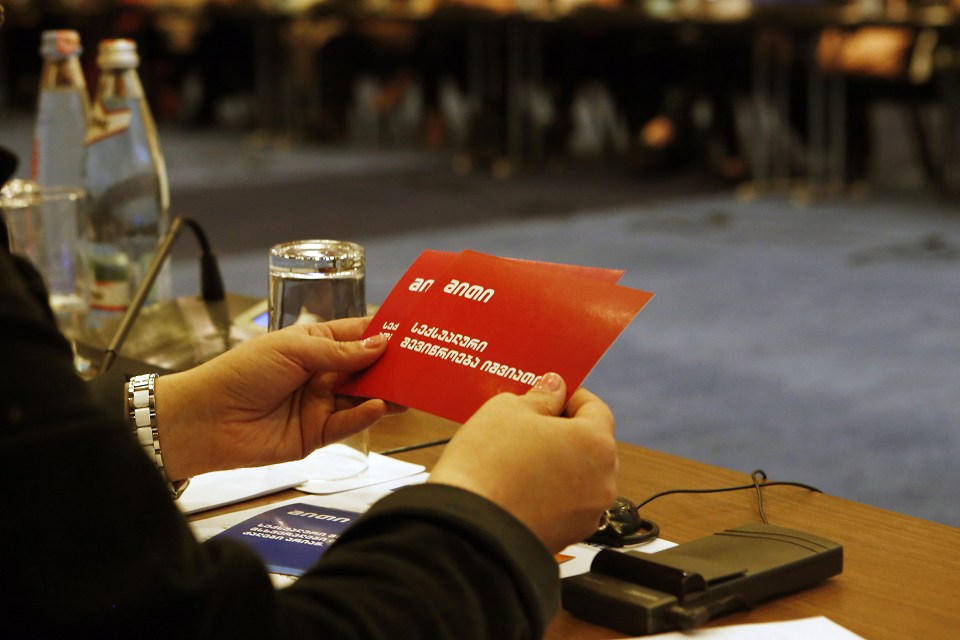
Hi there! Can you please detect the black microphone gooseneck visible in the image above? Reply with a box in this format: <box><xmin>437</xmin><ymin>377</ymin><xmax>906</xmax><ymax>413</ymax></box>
<box><xmin>99</xmin><ymin>216</ymin><xmax>225</xmax><ymax>374</ymax></box>
<box><xmin>182</xmin><ymin>217</ymin><xmax>226</xmax><ymax>302</ymax></box>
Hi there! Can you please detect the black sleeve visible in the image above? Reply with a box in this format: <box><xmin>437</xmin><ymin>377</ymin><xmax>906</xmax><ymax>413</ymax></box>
<box><xmin>85</xmin><ymin>367</ymin><xmax>128</xmax><ymax>424</ymax></box>
<box><xmin>0</xmin><ymin>250</ymin><xmax>559</xmax><ymax>639</ymax></box>
<box><xmin>281</xmin><ymin>484</ymin><xmax>559</xmax><ymax>640</ymax></box>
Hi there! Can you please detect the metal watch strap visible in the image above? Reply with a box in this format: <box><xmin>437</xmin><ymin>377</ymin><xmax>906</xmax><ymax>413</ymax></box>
<box><xmin>127</xmin><ymin>373</ymin><xmax>190</xmax><ymax>499</ymax></box>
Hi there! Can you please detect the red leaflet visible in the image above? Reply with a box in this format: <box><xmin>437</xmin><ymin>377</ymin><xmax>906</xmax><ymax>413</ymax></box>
<box><xmin>336</xmin><ymin>250</ymin><xmax>652</xmax><ymax>423</ymax></box>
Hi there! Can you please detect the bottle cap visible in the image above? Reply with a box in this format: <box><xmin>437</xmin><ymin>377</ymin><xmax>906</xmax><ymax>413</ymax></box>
<box><xmin>97</xmin><ymin>39</ymin><xmax>140</xmax><ymax>69</ymax></box>
<box><xmin>40</xmin><ymin>30</ymin><xmax>82</xmax><ymax>59</ymax></box>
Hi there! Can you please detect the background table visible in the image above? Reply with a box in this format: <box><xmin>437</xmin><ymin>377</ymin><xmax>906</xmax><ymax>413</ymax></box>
<box><xmin>191</xmin><ymin>410</ymin><xmax>960</xmax><ymax>640</ymax></box>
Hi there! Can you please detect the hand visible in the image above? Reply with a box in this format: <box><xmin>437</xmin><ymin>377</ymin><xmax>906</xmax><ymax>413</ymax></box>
<box><xmin>154</xmin><ymin>317</ymin><xmax>404</xmax><ymax>480</ymax></box>
<box><xmin>427</xmin><ymin>373</ymin><xmax>618</xmax><ymax>553</ymax></box>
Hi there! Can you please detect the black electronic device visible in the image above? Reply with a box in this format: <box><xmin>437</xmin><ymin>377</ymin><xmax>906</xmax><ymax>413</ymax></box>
<box><xmin>562</xmin><ymin>523</ymin><xmax>842</xmax><ymax>636</ymax></box>
<box><xmin>588</xmin><ymin>497</ymin><xmax>660</xmax><ymax>547</ymax></box>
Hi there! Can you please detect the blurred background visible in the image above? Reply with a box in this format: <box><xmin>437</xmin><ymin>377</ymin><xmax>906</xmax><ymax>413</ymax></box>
<box><xmin>2</xmin><ymin>0</ymin><xmax>959</xmax><ymax>527</ymax></box>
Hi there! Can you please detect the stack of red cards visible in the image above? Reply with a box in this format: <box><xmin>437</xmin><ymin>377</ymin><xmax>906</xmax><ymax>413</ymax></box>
<box><xmin>335</xmin><ymin>250</ymin><xmax>654</xmax><ymax>423</ymax></box>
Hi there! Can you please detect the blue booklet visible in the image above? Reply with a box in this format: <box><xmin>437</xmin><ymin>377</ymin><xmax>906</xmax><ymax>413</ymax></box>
<box><xmin>212</xmin><ymin>503</ymin><xmax>362</xmax><ymax>576</ymax></box>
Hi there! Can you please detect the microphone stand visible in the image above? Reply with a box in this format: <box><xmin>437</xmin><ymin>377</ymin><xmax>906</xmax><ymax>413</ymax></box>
<box><xmin>99</xmin><ymin>216</ymin><xmax>224</xmax><ymax>374</ymax></box>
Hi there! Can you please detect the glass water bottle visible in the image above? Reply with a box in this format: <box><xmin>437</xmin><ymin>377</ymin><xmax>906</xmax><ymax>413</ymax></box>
<box><xmin>85</xmin><ymin>38</ymin><xmax>171</xmax><ymax>325</ymax></box>
<box><xmin>31</xmin><ymin>30</ymin><xmax>91</xmax><ymax>332</ymax></box>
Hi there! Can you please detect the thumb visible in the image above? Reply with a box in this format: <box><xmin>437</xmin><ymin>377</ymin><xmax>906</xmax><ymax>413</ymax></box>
<box><xmin>322</xmin><ymin>333</ymin><xmax>390</xmax><ymax>373</ymax></box>
<box><xmin>284</xmin><ymin>331</ymin><xmax>388</xmax><ymax>374</ymax></box>
<box><xmin>521</xmin><ymin>372</ymin><xmax>567</xmax><ymax>416</ymax></box>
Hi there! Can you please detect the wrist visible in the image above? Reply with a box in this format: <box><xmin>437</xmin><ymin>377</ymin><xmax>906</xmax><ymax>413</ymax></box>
<box><xmin>126</xmin><ymin>373</ymin><xmax>191</xmax><ymax>498</ymax></box>
<box><xmin>153</xmin><ymin>372</ymin><xmax>207</xmax><ymax>481</ymax></box>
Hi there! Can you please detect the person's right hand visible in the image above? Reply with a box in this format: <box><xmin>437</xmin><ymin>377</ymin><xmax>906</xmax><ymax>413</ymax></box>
<box><xmin>427</xmin><ymin>373</ymin><xmax>618</xmax><ymax>553</ymax></box>
<box><xmin>154</xmin><ymin>318</ymin><xmax>403</xmax><ymax>481</ymax></box>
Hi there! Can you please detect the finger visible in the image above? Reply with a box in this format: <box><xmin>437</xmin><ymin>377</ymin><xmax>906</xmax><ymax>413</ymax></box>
<box><xmin>564</xmin><ymin>388</ymin><xmax>615</xmax><ymax>435</ymax></box>
<box><xmin>334</xmin><ymin>394</ymin><xmax>406</xmax><ymax>416</ymax></box>
<box><xmin>333</xmin><ymin>394</ymin><xmax>365</xmax><ymax>412</ymax></box>
<box><xmin>286</xmin><ymin>331</ymin><xmax>389</xmax><ymax>374</ymax></box>
<box><xmin>321</xmin><ymin>399</ymin><xmax>388</xmax><ymax>445</ymax></box>
<box><xmin>383</xmin><ymin>401</ymin><xmax>408</xmax><ymax>416</ymax></box>
<box><xmin>313</xmin><ymin>316</ymin><xmax>375</xmax><ymax>342</ymax></box>
<box><xmin>521</xmin><ymin>372</ymin><xmax>567</xmax><ymax>417</ymax></box>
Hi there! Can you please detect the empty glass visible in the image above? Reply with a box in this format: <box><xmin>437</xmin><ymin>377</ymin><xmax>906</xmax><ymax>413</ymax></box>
<box><xmin>1</xmin><ymin>181</ymin><xmax>88</xmax><ymax>336</ymax></box>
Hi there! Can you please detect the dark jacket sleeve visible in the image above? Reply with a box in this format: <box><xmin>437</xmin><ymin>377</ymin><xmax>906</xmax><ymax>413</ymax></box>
<box><xmin>0</xmin><ymin>249</ymin><xmax>559</xmax><ymax>639</ymax></box>
<box><xmin>281</xmin><ymin>484</ymin><xmax>559</xmax><ymax>640</ymax></box>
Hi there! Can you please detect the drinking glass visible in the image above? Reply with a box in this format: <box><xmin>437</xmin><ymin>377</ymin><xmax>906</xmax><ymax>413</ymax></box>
<box><xmin>1</xmin><ymin>181</ymin><xmax>88</xmax><ymax>336</ymax></box>
<box><xmin>268</xmin><ymin>239</ymin><xmax>368</xmax><ymax>480</ymax></box>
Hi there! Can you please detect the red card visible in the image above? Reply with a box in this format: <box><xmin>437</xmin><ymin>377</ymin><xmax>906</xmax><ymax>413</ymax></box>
<box><xmin>352</xmin><ymin>250</ymin><xmax>625</xmax><ymax>344</ymax></box>
<box><xmin>337</xmin><ymin>250</ymin><xmax>652</xmax><ymax>423</ymax></box>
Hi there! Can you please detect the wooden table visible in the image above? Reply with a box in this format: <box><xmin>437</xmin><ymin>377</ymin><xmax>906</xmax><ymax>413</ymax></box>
<box><xmin>192</xmin><ymin>410</ymin><xmax>960</xmax><ymax>640</ymax></box>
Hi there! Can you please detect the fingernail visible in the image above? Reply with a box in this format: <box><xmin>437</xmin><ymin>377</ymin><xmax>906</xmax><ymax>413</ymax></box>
<box><xmin>363</xmin><ymin>334</ymin><xmax>386</xmax><ymax>349</ymax></box>
<box><xmin>535</xmin><ymin>372</ymin><xmax>563</xmax><ymax>393</ymax></box>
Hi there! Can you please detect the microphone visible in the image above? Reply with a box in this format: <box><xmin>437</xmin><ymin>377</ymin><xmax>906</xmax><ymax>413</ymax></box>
<box><xmin>99</xmin><ymin>216</ymin><xmax>225</xmax><ymax>374</ymax></box>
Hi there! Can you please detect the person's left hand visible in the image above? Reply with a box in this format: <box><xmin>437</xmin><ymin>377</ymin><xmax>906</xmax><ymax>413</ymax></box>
<box><xmin>153</xmin><ymin>317</ymin><xmax>403</xmax><ymax>480</ymax></box>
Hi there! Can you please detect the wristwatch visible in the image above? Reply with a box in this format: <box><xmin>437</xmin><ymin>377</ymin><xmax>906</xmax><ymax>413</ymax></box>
<box><xmin>127</xmin><ymin>373</ymin><xmax>190</xmax><ymax>499</ymax></box>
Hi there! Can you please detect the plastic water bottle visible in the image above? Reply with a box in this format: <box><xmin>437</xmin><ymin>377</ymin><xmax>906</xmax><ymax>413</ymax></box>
<box><xmin>31</xmin><ymin>30</ymin><xmax>90</xmax><ymax>331</ymax></box>
<box><xmin>85</xmin><ymin>39</ymin><xmax>171</xmax><ymax>325</ymax></box>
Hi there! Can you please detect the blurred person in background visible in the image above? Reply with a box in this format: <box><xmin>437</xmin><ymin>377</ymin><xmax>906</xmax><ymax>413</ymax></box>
<box><xmin>817</xmin><ymin>26</ymin><xmax>942</xmax><ymax>190</ymax></box>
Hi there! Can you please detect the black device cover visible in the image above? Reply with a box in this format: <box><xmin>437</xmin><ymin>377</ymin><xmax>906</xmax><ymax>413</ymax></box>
<box><xmin>561</xmin><ymin>523</ymin><xmax>843</xmax><ymax>636</ymax></box>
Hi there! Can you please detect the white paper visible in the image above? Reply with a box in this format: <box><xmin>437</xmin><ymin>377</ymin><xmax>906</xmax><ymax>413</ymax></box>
<box><xmin>633</xmin><ymin>616</ymin><xmax>864</xmax><ymax>639</ymax></box>
<box><xmin>558</xmin><ymin>538</ymin><xmax>678</xmax><ymax>579</ymax></box>
<box><xmin>177</xmin><ymin>467</ymin><xmax>308</xmax><ymax>515</ymax></box>
<box><xmin>269</xmin><ymin>451</ymin><xmax>425</xmax><ymax>494</ymax></box>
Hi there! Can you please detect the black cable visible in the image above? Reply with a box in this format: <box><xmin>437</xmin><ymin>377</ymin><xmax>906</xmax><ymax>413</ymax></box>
<box><xmin>374</xmin><ymin>423</ymin><xmax>822</xmax><ymax>541</ymax></box>
<box><xmin>180</xmin><ymin>217</ymin><xmax>213</xmax><ymax>254</ymax></box>
<box><xmin>378</xmin><ymin>438</ymin><xmax>451</xmax><ymax>456</ymax></box>
<box><xmin>180</xmin><ymin>217</ymin><xmax>225</xmax><ymax>302</ymax></box>
<box><xmin>752</xmin><ymin>470</ymin><xmax>769</xmax><ymax>525</ymax></box>
<box><xmin>635</xmin><ymin>469</ymin><xmax>823</xmax><ymax>525</ymax></box>
<box><xmin>582</xmin><ymin>469</ymin><xmax>825</xmax><ymax>546</ymax></box>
